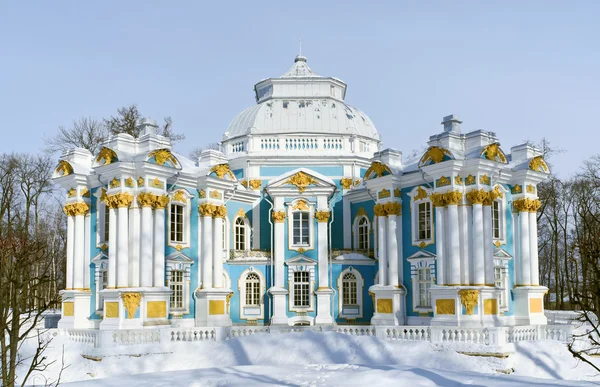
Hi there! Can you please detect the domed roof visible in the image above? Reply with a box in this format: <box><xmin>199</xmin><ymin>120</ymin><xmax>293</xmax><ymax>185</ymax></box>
<box><xmin>223</xmin><ymin>56</ymin><xmax>380</xmax><ymax>141</ymax></box>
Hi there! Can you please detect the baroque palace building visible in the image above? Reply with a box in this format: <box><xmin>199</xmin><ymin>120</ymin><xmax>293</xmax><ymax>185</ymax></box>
<box><xmin>54</xmin><ymin>55</ymin><xmax>550</xmax><ymax>330</ymax></box>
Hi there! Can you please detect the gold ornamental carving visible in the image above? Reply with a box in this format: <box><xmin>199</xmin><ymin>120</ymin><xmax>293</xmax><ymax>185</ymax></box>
<box><xmin>55</xmin><ymin>160</ymin><xmax>74</xmax><ymax>176</ymax></box>
<box><xmin>479</xmin><ymin>174</ymin><xmax>491</xmax><ymax>185</ymax></box>
<box><xmin>364</xmin><ymin>161</ymin><xmax>392</xmax><ymax>180</ymax></box>
<box><xmin>110</xmin><ymin>177</ymin><xmax>121</xmax><ymax>188</ymax></box>
<box><xmin>455</xmin><ymin>176</ymin><xmax>463</xmax><ymax>185</ymax></box>
<box><xmin>137</xmin><ymin>192</ymin><xmax>156</xmax><ymax>208</ymax></box>
<box><xmin>420</xmin><ymin>146</ymin><xmax>451</xmax><ymax>165</ymax></box>
<box><xmin>106</xmin><ymin>193</ymin><xmax>134</xmax><ymax>209</ymax></box>
<box><xmin>315</xmin><ymin>211</ymin><xmax>330</xmax><ymax>223</ymax></box>
<box><xmin>459</xmin><ymin>289</ymin><xmax>479</xmax><ymax>315</ymax></box>
<box><xmin>414</xmin><ymin>186</ymin><xmax>428</xmax><ymax>201</ymax></box>
<box><xmin>393</xmin><ymin>188</ymin><xmax>401</xmax><ymax>198</ymax></box>
<box><xmin>481</xmin><ymin>143</ymin><xmax>507</xmax><ymax>163</ymax></box>
<box><xmin>95</xmin><ymin>147</ymin><xmax>118</xmax><ymax>165</ymax></box>
<box><xmin>444</xmin><ymin>191</ymin><xmax>463</xmax><ymax>205</ymax></box>
<box><xmin>81</xmin><ymin>187</ymin><xmax>90</xmax><ymax>198</ymax></box>
<box><xmin>148</xmin><ymin>149</ymin><xmax>178</xmax><ymax>167</ymax></box>
<box><xmin>235</xmin><ymin>207</ymin><xmax>245</xmax><ymax>218</ymax></box>
<box><xmin>173</xmin><ymin>189</ymin><xmax>187</xmax><ymax>204</ymax></box>
<box><xmin>293</xmin><ymin>200</ymin><xmax>309</xmax><ymax>211</ymax></box>
<box><xmin>465</xmin><ymin>174</ymin><xmax>476</xmax><ymax>185</ymax></box>
<box><xmin>199</xmin><ymin>189</ymin><xmax>206</xmax><ymax>198</ymax></box>
<box><xmin>377</xmin><ymin>299</ymin><xmax>393</xmax><ymax>314</ymax></box>
<box><xmin>210</xmin><ymin>190</ymin><xmax>222</xmax><ymax>200</ymax></box>
<box><xmin>466</xmin><ymin>189</ymin><xmax>488</xmax><ymax>205</ymax></box>
<box><xmin>373</xmin><ymin>204</ymin><xmax>386</xmax><ymax>217</ymax></box>
<box><xmin>355</xmin><ymin>206</ymin><xmax>367</xmax><ymax>220</ymax></box>
<box><xmin>437</xmin><ymin>176</ymin><xmax>451</xmax><ymax>187</ymax></box>
<box><xmin>100</xmin><ymin>188</ymin><xmax>108</xmax><ymax>202</ymax></box>
<box><xmin>154</xmin><ymin>194</ymin><xmax>170</xmax><ymax>209</ymax></box>
<box><xmin>210</xmin><ymin>163</ymin><xmax>235</xmax><ymax>180</ymax></box>
<box><xmin>529</xmin><ymin>156</ymin><xmax>549</xmax><ymax>173</ymax></box>
<box><xmin>378</xmin><ymin>189</ymin><xmax>391</xmax><ymax>199</ymax></box>
<box><xmin>286</xmin><ymin>171</ymin><xmax>317</xmax><ymax>193</ymax></box>
<box><xmin>512</xmin><ymin>184</ymin><xmax>522</xmax><ymax>194</ymax></box>
<box><xmin>214</xmin><ymin>205</ymin><xmax>228</xmax><ymax>218</ymax></box>
<box><xmin>513</xmin><ymin>198</ymin><xmax>541</xmax><ymax>213</ymax></box>
<box><xmin>429</xmin><ymin>193</ymin><xmax>446</xmax><ymax>207</ymax></box>
<box><xmin>383</xmin><ymin>201</ymin><xmax>401</xmax><ymax>216</ymax></box>
<box><xmin>526</xmin><ymin>184</ymin><xmax>535</xmax><ymax>194</ymax></box>
<box><xmin>150</xmin><ymin>178</ymin><xmax>164</xmax><ymax>189</ymax></box>
<box><xmin>272</xmin><ymin>211</ymin><xmax>286</xmax><ymax>223</ymax></box>
<box><xmin>249</xmin><ymin>179</ymin><xmax>262</xmax><ymax>190</ymax></box>
<box><xmin>340</xmin><ymin>178</ymin><xmax>353</xmax><ymax>189</ymax></box>
<box><xmin>199</xmin><ymin>203</ymin><xmax>217</xmax><ymax>216</ymax></box>
<box><xmin>121</xmin><ymin>292</ymin><xmax>142</xmax><ymax>319</ymax></box>
<box><xmin>240</xmin><ymin>180</ymin><xmax>248</xmax><ymax>188</ymax></box>
<box><xmin>63</xmin><ymin>202</ymin><xmax>90</xmax><ymax>216</ymax></box>
<box><xmin>137</xmin><ymin>177</ymin><xmax>145</xmax><ymax>187</ymax></box>
<box><xmin>67</xmin><ymin>188</ymin><xmax>77</xmax><ymax>198</ymax></box>
<box><xmin>124</xmin><ymin>177</ymin><xmax>135</xmax><ymax>188</ymax></box>
<box><xmin>436</xmin><ymin>299</ymin><xmax>455</xmax><ymax>315</ymax></box>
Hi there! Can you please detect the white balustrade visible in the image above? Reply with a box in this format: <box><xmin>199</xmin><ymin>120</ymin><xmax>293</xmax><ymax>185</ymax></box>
<box><xmin>168</xmin><ymin>328</ymin><xmax>216</xmax><ymax>342</ymax></box>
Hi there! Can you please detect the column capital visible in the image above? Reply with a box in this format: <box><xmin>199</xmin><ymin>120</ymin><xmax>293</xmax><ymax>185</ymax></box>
<box><xmin>106</xmin><ymin>193</ymin><xmax>134</xmax><ymax>209</ymax></box>
<box><xmin>137</xmin><ymin>192</ymin><xmax>157</xmax><ymax>208</ymax></box>
<box><xmin>383</xmin><ymin>201</ymin><xmax>401</xmax><ymax>216</ymax></box>
<box><xmin>374</xmin><ymin>203</ymin><xmax>387</xmax><ymax>217</ymax></box>
<box><xmin>214</xmin><ymin>205</ymin><xmax>227</xmax><ymax>218</ymax></box>
<box><xmin>153</xmin><ymin>194</ymin><xmax>170</xmax><ymax>209</ymax></box>
<box><xmin>199</xmin><ymin>202</ymin><xmax>217</xmax><ymax>216</ymax></box>
<box><xmin>63</xmin><ymin>202</ymin><xmax>89</xmax><ymax>216</ymax></box>
<box><xmin>466</xmin><ymin>189</ymin><xmax>487</xmax><ymax>205</ymax></box>
<box><xmin>272</xmin><ymin>211</ymin><xmax>286</xmax><ymax>223</ymax></box>
<box><xmin>513</xmin><ymin>197</ymin><xmax>541</xmax><ymax>212</ymax></box>
<box><xmin>315</xmin><ymin>210</ymin><xmax>330</xmax><ymax>222</ymax></box>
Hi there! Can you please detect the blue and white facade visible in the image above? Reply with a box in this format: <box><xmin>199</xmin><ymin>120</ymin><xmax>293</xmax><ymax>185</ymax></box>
<box><xmin>54</xmin><ymin>56</ymin><xmax>550</xmax><ymax>330</ymax></box>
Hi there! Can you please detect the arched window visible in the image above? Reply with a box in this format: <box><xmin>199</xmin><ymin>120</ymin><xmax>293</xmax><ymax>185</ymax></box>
<box><xmin>342</xmin><ymin>272</ymin><xmax>358</xmax><ymax>306</ymax></box>
<box><xmin>245</xmin><ymin>273</ymin><xmax>260</xmax><ymax>306</ymax></box>
<box><xmin>235</xmin><ymin>217</ymin><xmax>247</xmax><ymax>250</ymax></box>
<box><xmin>357</xmin><ymin>217</ymin><xmax>369</xmax><ymax>250</ymax></box>
<box><xmin>410</xmin><ymin>186</ymin><xmax>434</xmax><ymax>247</ymax></box>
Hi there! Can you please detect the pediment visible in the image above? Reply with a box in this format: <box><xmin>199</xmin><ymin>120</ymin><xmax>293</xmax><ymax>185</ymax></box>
<box><xmin>285</xmin><ymin>255</ymin><xmax>317</xmax><ymax>266</ymax></box>
<box><xmin>266</xmin><ymin>168</ymin><xmax>336</xmax><ymax>194</ymax></box>
<box><xmin>407</xmin><ymin>249</ymin><xmax>436</xmax><ymax>261</ymax></box>
<box><xmin>166</xmin><ymin>252</ymin><xmax>194</xmax><ymax>264</ymax></box>
<box><xmin>91</xmin><ymin>252</ymin><xmax>108</xmax><ymax>264</ymax></box>
<box><xmin>494</xmin><ymin>248</ymin><xmax>512</xmax><ymax>260</ymax></box>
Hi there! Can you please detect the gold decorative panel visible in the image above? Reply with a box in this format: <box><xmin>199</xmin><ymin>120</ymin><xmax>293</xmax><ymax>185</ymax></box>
<box><xmin>209</xmin><ymin>300</ymin><xmax>225</xmax><ymax>315</ymax></box>
<box><xmin>529</xmin><ymin>298</ymin><xmax>543</xmax><ymax>313</ymax></box>
<box><xmin>484</xmin><ymin>299</ymin><xmax>498</xmax><ymax>315</ymax></box>
<box><xmin>63</xmin><ymin>302</ymin><xmax>74</xmax><ymax>317</ymax></box>
<box><xmin>147</xmin><ymin>301</ymin><xmax>167</xmax><ymax>318</ymax></box>
<box><xmin>436</xmin><ymin>299</ymin><xmax>455</xmax><ymax>315</ymax></box>
<box><xmin>376</xmin><ymin>299</ymin><xmax>393</xmax><ymax>314</ymax></box>
<box><xmin>105</xmin><ymin>302</ymin><xmax>119</xmax><ymax>318</ymax></box>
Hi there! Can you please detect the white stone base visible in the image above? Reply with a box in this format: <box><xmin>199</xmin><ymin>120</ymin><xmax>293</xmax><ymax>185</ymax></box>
<box><xmin>268</xmin><ymin>286</ymin><xmax>289</xmax><ymax>325</ymax></box>
<box><xmin>99</xmin><ymin>287</ymin><xmax>171</xmax><ymax>330</ymax></box>
<box><xmin>430</xmin><ymin>285</ymin><xmax>503</xmax><ymax>327</ymax></box>
<box><xmin>315</xmin><ymin>288</ymin><xmax>334</xmax><ymax>325</ymax></box>
<box><xmin>368</xmin><ymin>285</ymin><xmax>406</xmax><ymax>326</ymax></box>
<box><xmin>513</xmin><ymin>286</ymin><xmax>548</xmax><ymax>326</ymax></box>
<box><xmin>58</xmin><ymin>290</ymin><xmax>93</xmax><ymax>329</ymax></box>
<box><xmin>195</xmin><ymin>288</ymin><xmax>233</xmax><ymax>327</ymax></box>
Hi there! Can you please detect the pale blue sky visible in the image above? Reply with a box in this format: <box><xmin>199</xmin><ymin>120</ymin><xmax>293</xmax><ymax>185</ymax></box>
<box><xmin>1</xmin><ymin>1</ymin><xmax>598</xmax><ymax>177</ymax></box>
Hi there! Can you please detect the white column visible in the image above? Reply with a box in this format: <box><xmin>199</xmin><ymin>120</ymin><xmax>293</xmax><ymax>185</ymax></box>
<box><xmin>129</xmin><ymin>203</ymin><xmax>141</xmax><ymax>287</ymax></box>
<box><xmin>153</xmin><ymin>207</ymin><xmax>166</xmax><ymax>287</ymax></box>
<box><xmin>520</xmin><ymin>210</ymin><xmax>531</xmax><ymax>285</ymax></box>
<box><xmin>73</xmin><ymin>214</ymin><xmax>85</xmax><ymax>289</ymax></box>
<box><xmin>66</xmin><ymin>215</ymin><xmax>74</xmax><ymax>289</ymax></box>
<box><xmin>274</xmin><ymin>214</ymin><xmax>285</xmax><ymax>288</ymax></box>
<box><xmin>435</xmin><ymin>206</ymin><xmax>446</xmax><ymax>285</ymax></box>
<box><xmin>201</xmin><ymin>213</ymin><xmax>213</xmax><ymax>289</ymax></box>
<box><xmin>472</xmin><ymin>204</ymin><xmax>484</xmax><ymax>286</ymax></box>
<box><xmin>140</xmin><ymin>205</ymin><xmax>154</xmax><ymax>287</ymax></box>
<box><xmin>529</xmin><ymin>211</ymin><xmax>540</xmax><ymax>286</ymax></box>
<box><xmin>117</xmin><ymin>206</ymin><xmax>129</xmax><ymax>288</ymax></box>
<box><xmin>377</xmin><ymin>214</ymin><xmax>387</xmax><ymax>286</ymax></box>
<box><xmin>483</xmin><ymin>204</ymin><xmax>494</xmax><ymax>286</ymax></box>
<box><xmin>459</xmin><ymin>205</ymin><xmax>471</xmax><ymax>286</ymax></box>
<box><xmin>396</xmin><ymin>213</ymin><xmax>403</xmax><ymax>284</ymax></box>
<box><xmin>84</xmin><ymin>214</ymin><xmax>91</xmax><ymax>290</ymax></box>
<box><xmin>197</xmin><ymin>213</ymin><xmax>202</xmax><ymax>289</ymax></box>
<box><xmin>447</xmin><ymin>204</ymin><xmax>461</xmax><ymax>286</ymax></box>
<box><xmin>107</xmin><ymin>208</ymin><xmax>117</xmax><ymax>289</ymax></box>
<box><xmin>317</xmin><ymin>215</ymin><xmax>329</xmax><ymax>288</ymax></box>
<box><xmin>212</xmin><ymin>214</ymin><xmax>223</xmax><ymax>288</ymax></box>
<box><xmin>387</xmin><ymin>215</ymin><xmax>399</xmax><ymax>287</ymax></box>
<box><xmin>513</xmin><ymin>211</ymin><xmax>521</xmax><ymax>285</ymax></box>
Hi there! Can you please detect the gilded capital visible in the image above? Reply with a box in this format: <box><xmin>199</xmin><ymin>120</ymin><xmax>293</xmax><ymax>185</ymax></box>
<box><xmin>154</xmin><ymin>194</ymin><xmax>170</xmax><ymax>209</ymax></box>
<box><xmin>315</xmin><ymin>210</ymin><xmax>330</xmax><ymax>222</ymax></box>
<box><xmin>466</xmin><ymin>189</ymin><xmax>488</xmax><ymax>205</ymax></box>
<box><xmin>214</xmin><ymin>205</ymin><xmax>228</xmax><ymax>218</ymax></box>
<box><xmin>373</xmin><ymin>203</ymin><xmax>387</xmax><ymax>217</ymax></box>
<box><xmin>444</xmin><ymin>190</ymin><xmax>463</xmax><ymax>206</ymax></box>
<box><xmin>63</xmin><ymin>202</ymin><xmax>90</xmax><ymax>216</ymax></box>
<box><xmin>137</xmin><ymin>192</ymin><xmax>157</xmax><ymax>208</ymax></box>
<box><xmin>199</xmin><ymin>203</ymin><xmax>217</xmax><ymax>216</ymax></box>
<box><xmin>429</xmin><ymin>193</ymin><xmax>446</xmax><ymax>207</ymax></box>
<box><xmin>383</xmin><ymin>201</ymin><xmax>401</xmax><ymax>216</ymax></box>
<box><xmin>106</xmin><ymin>193</ymin><xmax>134</xmax><ymax>209</ymax></box>
<box><xmin>513</xmin><ymin>198</ymin><xmax>541</xmax><ymax>213</ymax></box>
<box><xmin>272</xmin><ymin>211</ymin><xmax>286</xmax><ymax>223</ymax></box>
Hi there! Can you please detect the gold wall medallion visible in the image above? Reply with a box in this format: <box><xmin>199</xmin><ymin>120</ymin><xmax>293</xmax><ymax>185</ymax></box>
<box><xmin>105</xmin><ymin>302</ymin><xmax>119</xmax><ymax>318</ymax></box>
<box><xmin>286</xmin><ymin>171</ymin><xmax>317</xmax><ymax>193</ymax></box>
<box><xmin>376</xmin><ymin>298</ymin><xmax>393</xmax><ymax>314</ymax></box>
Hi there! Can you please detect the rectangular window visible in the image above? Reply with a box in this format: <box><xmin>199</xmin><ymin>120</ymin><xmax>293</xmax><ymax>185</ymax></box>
<box><xmin>170</xmin><ymin>270</ymin><xmax>184</xmax><ymax>309</ymax></box>
<box><xmin>293</xmin><ymin>271</ymin><xmax>310</xmax><ymax>308</ymax></box>
<box><xmin>104</xmin><ymin>206</ymin><xmax>110</xmax><ymax>242</ymax></box>
<box><xmin>418</xmin><ymin>268</ymin><xmax>432</xmax><ymax>307</ymax></box>
<box><xmin>418</xmin><ymin>202</ymin><xmax>432</xmax><ymax>241</ymax></box>
<box><xmin>492</xmin><ymin>201</ymin><xmax>501</xmax><ymax>239</ymax></box>
<box><xmin>495</xmin><ymin>266</ymin><xmax>505</xmax><ymax>307</ymax></box>
<box><xmin>170</xmin><ymin>204</ymin><xmax>184</xmax><ymax>243</ymax></box>
<box><xmin>293</xmin><ymin>212</ymin><xmax>310</xmax><ymax>246</ymax></box>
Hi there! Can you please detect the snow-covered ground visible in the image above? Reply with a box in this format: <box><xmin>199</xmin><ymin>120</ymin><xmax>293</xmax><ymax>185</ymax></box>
<box><xmin>21</xmin><ymin>330</ymin><xmax>600</xmax><ymax>386</ymax></box>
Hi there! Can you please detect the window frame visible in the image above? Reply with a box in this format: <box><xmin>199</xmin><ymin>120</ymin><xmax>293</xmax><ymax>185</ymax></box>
<box><xmin>91</xmin><ymin>252</ymin><xmax>108</xmax><ymax>314</ymax></box>
<box><xmin>491</xmin><ymin>184</ymin><xmax>507</xmax><ymax>244</ymax></box>
<box><xmin>293</xmin><ymin>271</ymin><xmax>311</xmax><ymax>308</ymax></box>
<box><xmin>286</xmin><ymin>257</ymin><xmax>316</xmax><ymax>312</ymax></box>
<box><xmin>170</xmin><ymin>269</ymin><xmax>185</xmax><ymax>310</ymax></box>
<box><xmin>287</xmin><ymin>199</ymin><xmax>315</xmax><ymax>252</ymax></box>
<box><xmin>354</xmin><ymin>215</ymin><xmax>371</xmax><ymax>251</ymax></box>
<box><xmin>337</xmin><ymin>267</ymin><xmax>364</xmax><ymax>319</ymax></box>
<box><xmin>493</xmin><ymin>249</ymin><xmax>512</xmax><ymax>312</ymax></box>
<box><xmin>407</xmin><ymin>250</ymin><xmax>436</xmax><ymax>313</ymax></box>
<box><xmin>166</xmin><ymin>252</ymin><xmax>194</xmax><ymax>315</ymax></box>
<box><xmin>95</xmin><ymin>190</ymin><xmax>110</xmax><ymax>248</ymax></box>
<box><xmin>167</xmin><ymin>189</ymin><xmax>193</xmax><ymax>250</ymax></box>
<box><xmin>238</xmin><ymin>268</ymin><xmax>266</xmax><ymax>320</ymax></box>
<box><xmin>410</xmin><ymin>186</ymin><xmax>434</xmax><ymax>247</ymax></box>
<box><xmin>233</xmin><ymin>215</ymin><xmax>250</xmax><ymax>252</ymax></box>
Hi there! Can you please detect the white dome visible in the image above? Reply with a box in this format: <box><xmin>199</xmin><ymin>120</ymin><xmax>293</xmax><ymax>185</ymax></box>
<box><xmin>223</xmin><ymin>56</ymin><xmax>380</xmax><ymax>142</ymax></box>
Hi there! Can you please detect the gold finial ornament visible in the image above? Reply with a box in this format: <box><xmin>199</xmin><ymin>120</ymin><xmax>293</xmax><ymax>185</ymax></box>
<box><xmin>481</xmin><ymin>143</ymin><xmax>507</xmax><ymax>163</ymax></box>
<box><xmin>235</xmin><ymin>207</ymin><xmax>245</xmax><ymax>218</ymax></box>
<box><xmin>293</xmin><ymin>200</ymin><xmax>309</xmax><ymax>211</ymax></box>
<box><xmin>529</xmin><ymin>156</ymin><xmax>549</xmax><ymax>173</ymax></box>
<box><xmin>121</xmin><ymin>292</ymin><xmax>142</xmax><ymax>319</ymax></box>
<box><xmin>95</xmin><ymin>147</ymin><xmax>118</xmax><ymax>165</ymax></box>
<box><xmin>315</xmin><ymin>210</ymin><xmax>330</xmax><ymax>222</ymax></box>
<box><xmin>272</xmin><ymin>211</ymin><xmax>286</xmax><ymax>223</ymax></box>
<box><xmin>173</xmin><ymin>189</ymin><xmax>187</xmax><ymax>203</ymax></box>
<box><xmin>209</xmin><ymin>163</ymin><xmax>235</xmax><ymax>179</ymax></box>
<box><xmin>414</xmin><ymin>186</ymin><xmax>429</xmax><ymax>201</ymax></box>
<box><xmin>420</xmin><ymin>146</ymin><xmax>451</xmax><ymax>165</ymax></box>
<box><xmin>459</xmin><ymin>289</ymin><xmax>479</xmax><ymax>315</ymax></box>
<box><xmin>286</xmin><ymin>171</ymin><xmax>317</xmax><ymax>193</ymax></box>
<box><xmin>364</xmin><ymin>161</ymin><xmax>392</xmax><ymax>180</ymax></box>
<box><xmin>55</xmin><ymin>160</ymin><xmax>74</xmax><ymax>176</ymax></box>
<box><xmin>148</xmin><ymin>149</ymin><xmax>178</xmax><ymax>167</ymax></box>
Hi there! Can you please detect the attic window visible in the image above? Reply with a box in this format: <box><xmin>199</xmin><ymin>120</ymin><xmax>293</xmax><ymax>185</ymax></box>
<box><xmin>283</xmin><ymin>101</ymin><xmax>289</xmax><ymax>109</ymax></box>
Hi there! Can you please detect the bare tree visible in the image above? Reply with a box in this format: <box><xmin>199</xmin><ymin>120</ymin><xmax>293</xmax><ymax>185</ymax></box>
<box><xmin>44</xmin><ymin>117</ymin><xmax>108</xmax><ymax>155</ymax></box>
<box><xmin>104</xmin><ymin>104</ymin><xmax>185</xmax><ymax>142</ymax></box>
